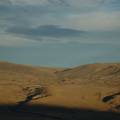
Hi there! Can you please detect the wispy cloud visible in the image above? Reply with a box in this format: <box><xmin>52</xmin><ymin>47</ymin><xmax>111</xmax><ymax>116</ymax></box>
<box><xmin>0</xmin><ymin>0</ymin><xmax>120</xmax><ymax>46</ymax></box>
<box><xmin>0</xmin><ymin>0</ymin><xmax>68</xmax><ymax>6</ymax></box>
<box><xmin>1</xmin><ymin>0</ymin><xmax>120</xmax><ymax>9</ymax></box>
<box><xmin>65</xmin><ymin>11</ymin><xmax>120</xmax><ymax>30</ymax></box>
<box><xmin>0</xmin><ymin>0</ymin><xmax>120</xmax><ymax>67</ymax></box>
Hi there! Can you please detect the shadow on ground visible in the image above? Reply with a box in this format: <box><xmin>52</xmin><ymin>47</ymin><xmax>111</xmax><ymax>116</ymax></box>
<box><xmin>0</xmin><ymin>104</ymin><xmax>120</xmax><ymax>120</ymax></box>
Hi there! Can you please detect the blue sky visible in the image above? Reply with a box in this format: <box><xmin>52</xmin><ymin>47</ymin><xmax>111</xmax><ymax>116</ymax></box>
<box><xmin>0</xmin><ymin>0</ymin><xmax>120</xmax><ymax>67</ymax></box>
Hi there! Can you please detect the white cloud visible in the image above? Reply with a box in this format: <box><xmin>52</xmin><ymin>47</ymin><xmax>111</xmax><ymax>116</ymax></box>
<box><xmin>64</xmin><ymin>11</ymin><xmax>120</xmax><ymax>30</ymax></box>
<box><xmin>0</xmin><ymin>34</ymin><xmax>39</xmax><ymax>46</ymax></box>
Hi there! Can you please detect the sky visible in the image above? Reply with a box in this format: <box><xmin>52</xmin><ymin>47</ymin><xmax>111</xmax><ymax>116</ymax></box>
<box><xmin>0</xmin><ymin>0</ymin><xmax>120</xmax><ymax>67</ymax></box>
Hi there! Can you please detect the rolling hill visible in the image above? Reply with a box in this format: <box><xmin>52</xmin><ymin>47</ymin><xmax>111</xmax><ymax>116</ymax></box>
<box><xmin>0</xmin><ymin>61</ymin><xmax>120</xmax><ymax>120</ymax></box>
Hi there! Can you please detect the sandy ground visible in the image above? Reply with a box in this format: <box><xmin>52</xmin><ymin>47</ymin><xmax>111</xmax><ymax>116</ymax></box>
<box><xmin>0</xmin><ymin>61</ymin><xmax>120</xmax><ymax>119</ymax></box>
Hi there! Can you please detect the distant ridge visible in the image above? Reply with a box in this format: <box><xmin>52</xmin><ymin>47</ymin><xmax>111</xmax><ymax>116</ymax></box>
<box><xmin>57</xmin><ymin>63</ymin><xmax>120</xmax><ymax>86</ymax></box>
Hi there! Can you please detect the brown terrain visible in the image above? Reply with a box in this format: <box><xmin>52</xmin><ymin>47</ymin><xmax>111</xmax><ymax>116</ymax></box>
<box><xmin>0</xmin><ymin>61</ymin><xmax>120</xmax><ymax>120</ymax></box>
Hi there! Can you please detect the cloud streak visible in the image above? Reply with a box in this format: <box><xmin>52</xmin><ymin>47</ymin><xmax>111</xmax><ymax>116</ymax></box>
<box><xmin>6</xmin><ymin>25</ymin><xmax>84</xmax><ymax>39</ymax></box>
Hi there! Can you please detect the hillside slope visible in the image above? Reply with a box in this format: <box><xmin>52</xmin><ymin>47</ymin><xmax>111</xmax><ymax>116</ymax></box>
<box><xmin>57</xmin><ymin>63</ymin><xmax>120</xmax><ymax>86</ymax></box>
<box><xmin>0</xmin><ymin>61</ymin><xmax>63</xmax><ymax>86</ymax></box>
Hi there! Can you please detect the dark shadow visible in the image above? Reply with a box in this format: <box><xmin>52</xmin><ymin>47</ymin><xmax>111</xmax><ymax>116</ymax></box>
<box><xmin>0</xmin><ymin>104</ymin><xmax>120</xmax><ymax>120</ymax></box>
<box><xmin>102</xmin><ymin>92</ymin><xmax>120</xmax><ymax>102</ymax></box>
